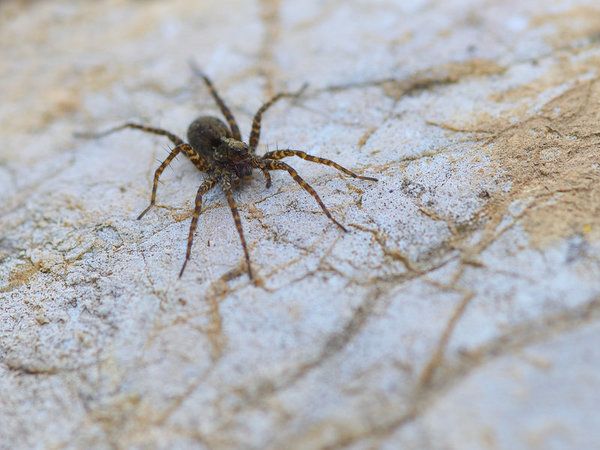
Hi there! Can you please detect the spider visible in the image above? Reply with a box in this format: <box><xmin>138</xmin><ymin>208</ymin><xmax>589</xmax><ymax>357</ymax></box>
<box><xmin>77</xmin><ymin>64</ymin><xmax>378</xmax><ymax>281</ymax></box>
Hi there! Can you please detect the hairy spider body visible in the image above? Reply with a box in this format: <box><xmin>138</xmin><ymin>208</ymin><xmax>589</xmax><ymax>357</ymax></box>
<box><xmin>77</xmin><ymin>65</ymin><xmax>377</xmax><ymax>281</ymax></box>
<box><xmin>187</xmin><ymin>116</ymin><xmax>230</xmax><ymax>156</ymax></box>
<box><xmin>188</xmin><ymin>116</ymin><xmax>253</xmax><ymax>178</ymax></box>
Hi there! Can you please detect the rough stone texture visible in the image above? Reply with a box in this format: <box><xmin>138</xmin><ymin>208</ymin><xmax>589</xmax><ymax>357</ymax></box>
<box><xmin>1</xmin><ymin>0</ymin><xmax>600</xmax><ymax>449</ymax></box>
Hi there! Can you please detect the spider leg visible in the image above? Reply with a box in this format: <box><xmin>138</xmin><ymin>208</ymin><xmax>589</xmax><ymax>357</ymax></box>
<box><xmin>137</xmin><ymin>143</ymin><xmax>209</xmax><ymax>219</ymax></box>
<box><xmin>260</xmin><ymin>168</ymin><xmax>272</xmax><ymax>188</ymax></box>
<box><xmin>263</xmin><ymin>160</ymin><xmax>348</xmax><ymax>232</ymax></box>
<box><xmin>179</xmin><ymin>176</ymin><xmax>219</xmax><ymax>278</ymax></box>
<box><xmin>75</xmin><ymin>123</ymin><xmax>184</xmax><ymax>146</ymax></box>
<box><xmin>179</xmin><ymin>144</ymin><xmax>212</xmax><ymax>172</ymax></box>
<box><xmin>263</xmin><ymin>149</ymin><xmax>378</xmax><ymax>182</ymax></box>
<box><xmin>222</xmin><ymin>181</ymin><xmax>254</xmax><ymax>280</ymax></box>
<box><xmin>138</xmin><ymin>144</ymin><xmax>182</xmax><ymax>219</ymax></box>
<box><xmin>248</xmin><ymin>83</ymin><xmax>308</xmax><ymax>152</ymax></box>
<box><xmin>189</xmin><ymin>61</ymin><xmax>242</xmax><ymax>141</ymax></box>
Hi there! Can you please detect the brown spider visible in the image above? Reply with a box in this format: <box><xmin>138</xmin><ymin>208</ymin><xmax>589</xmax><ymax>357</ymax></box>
<box><xmin>77</xmin><ymin>64</ymin><xmax>377</xmax><ymax>280</ymax></box>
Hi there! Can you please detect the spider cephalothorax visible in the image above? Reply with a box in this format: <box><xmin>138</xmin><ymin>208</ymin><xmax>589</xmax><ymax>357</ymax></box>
<box><xmin>216</xmin><ymin>137</ymin><xmax>253</xmax><ymax>177</ymax></box>
<box><xmin>77</xmin><ymin>64</ymin><xmax>377</xmax><ymax>281</ymax></box>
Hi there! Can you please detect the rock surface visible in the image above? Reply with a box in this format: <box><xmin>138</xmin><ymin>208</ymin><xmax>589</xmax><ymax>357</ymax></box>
<box><xmin>1</xmin><ymin>0</ymin><xmax>600</xmax><ymax>449</ymax></box>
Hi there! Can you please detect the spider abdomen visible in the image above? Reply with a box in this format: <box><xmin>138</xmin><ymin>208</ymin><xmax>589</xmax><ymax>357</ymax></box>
<box><xmin>187</xmin><ymin>116</ymin><xmax>231</xmax><ymax>158</ymax></box>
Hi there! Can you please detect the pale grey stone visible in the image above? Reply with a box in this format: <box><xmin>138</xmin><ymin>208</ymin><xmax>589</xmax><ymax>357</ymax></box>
<box><xmin>1</xmin><ymin>0</ymin><xmax>600</xmax><ymax>449</ymax></box>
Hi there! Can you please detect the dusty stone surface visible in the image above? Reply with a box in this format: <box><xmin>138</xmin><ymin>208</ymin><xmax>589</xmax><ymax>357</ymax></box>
<box><xmin>1</xmin><ymin>0</ymin><xmax>600</xmax><ymax>449</ymax></box>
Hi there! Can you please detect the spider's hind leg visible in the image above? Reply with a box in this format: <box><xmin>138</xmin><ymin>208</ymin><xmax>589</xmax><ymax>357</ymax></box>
<box><xmin>248</xmin><ymin>83</ymin><xmax>308</xmax><ymax>152</ymax></box>
<box><xmin>75</xmin><ymin>123</ymin><xmax>184</xmax><ymax>146</ymax></box>
<box><xmin>189</xmin><ymin>61</ymin><xmax>242</xmax><ymax>141</ymax></box>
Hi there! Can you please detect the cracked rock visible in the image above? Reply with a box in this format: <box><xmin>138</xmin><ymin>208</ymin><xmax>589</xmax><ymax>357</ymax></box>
<box><xmin>1</xmin><ymin>0</ymin><xmax>600</xmax><ymax>449</ymax></box>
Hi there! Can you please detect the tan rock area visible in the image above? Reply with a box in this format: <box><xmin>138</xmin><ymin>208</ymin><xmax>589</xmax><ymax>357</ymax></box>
<box><xmin>1</xmin><ymin>0</ymin><xmax>599</xmax><ymax>449</ymax></box>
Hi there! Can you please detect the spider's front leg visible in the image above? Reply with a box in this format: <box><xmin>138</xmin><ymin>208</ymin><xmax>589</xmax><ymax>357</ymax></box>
<box><xmin>261</xmin><ymin>159</ymin><xmax>348</xmax><ymax>232</ymax></box>
<box><xmin>263</xmin><ymin>149</ymin><xmax>378</xmax><ymax>182</ymax></box>
<box><xmin>222</xmin><ymin>177</ymin><xmax>254</xmax><ymax>280</ymax></box>
<box><xmin>260</xmin><ymin>168</ymin><xmax>272</xmax><ymax>188</ymax></box>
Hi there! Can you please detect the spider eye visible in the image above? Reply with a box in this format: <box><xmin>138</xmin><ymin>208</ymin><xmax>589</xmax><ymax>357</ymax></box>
<box><xmin>222</xmin><ymin>137</ymin><xmax>249</xmax><ymax>155</ymax></box>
